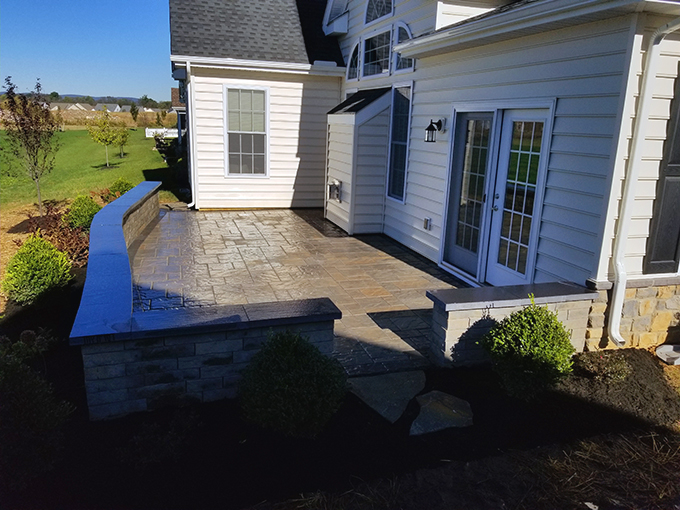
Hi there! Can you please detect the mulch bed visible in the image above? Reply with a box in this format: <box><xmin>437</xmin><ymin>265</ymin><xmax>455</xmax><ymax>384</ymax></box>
<box><xmin>2</xmin><ymin>273</ymin><xmax>680</xmax><ymax>510</ymax></box>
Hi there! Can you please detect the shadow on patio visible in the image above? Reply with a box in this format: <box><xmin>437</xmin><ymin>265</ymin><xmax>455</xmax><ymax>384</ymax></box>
<box><xmin>129</xmin><ymin>208</ymin><xmax>468</xmax><ymax>375</ymax></box>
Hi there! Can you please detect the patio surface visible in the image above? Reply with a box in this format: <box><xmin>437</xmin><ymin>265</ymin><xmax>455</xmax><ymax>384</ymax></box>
<box><xmin>130</xmin><ymin>208</ymin><xmax>465</xmax><ymax>376</ymax></box>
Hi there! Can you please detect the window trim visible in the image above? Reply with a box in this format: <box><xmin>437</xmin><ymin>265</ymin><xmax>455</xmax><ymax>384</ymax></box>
<box><xmin>364</xmin><ymin>0</ymin><xmax>393</xmax><ymax>28</ymax></box>
<box><xmin>393</xmin><ymin>22</ymin><xmax>414</xmax><ymax>75</ymax></box>
<box><xmin>346</xmin><ymin>43</ymin><xmax>360</xmax><ymax>81</ymax></box>
<box><xmin>223</xmin><ymin>85</ymin><xmax>270</xmax><ymax>178</ymax></box>
<box><xmin>385</xmin><ymin>81</ymin><xmax>413</xmax><ymax>204</ymax></box>
<box><xmin>362</xmin><ymin>29</ymin><xmax>392</xmax><ymax>78</ymax></box>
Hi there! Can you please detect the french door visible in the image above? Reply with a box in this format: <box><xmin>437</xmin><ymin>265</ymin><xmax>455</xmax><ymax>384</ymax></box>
<box><xmin>443</xmin><ymin>108</ymin><xmax>549</xmax><ymax>286</ymax></box>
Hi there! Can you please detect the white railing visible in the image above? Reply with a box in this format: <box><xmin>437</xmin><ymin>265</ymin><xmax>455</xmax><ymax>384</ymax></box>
<box><xmin>145</xmin><ymin>127</ymin><xmax>179</xmax><ymax>138</ymax></box>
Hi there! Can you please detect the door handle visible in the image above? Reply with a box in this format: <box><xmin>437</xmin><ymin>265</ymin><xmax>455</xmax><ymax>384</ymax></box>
<box><xmin>492</xmin><ymin>205</ymin><xmax>499</xmax><ymax>212</ymax></box>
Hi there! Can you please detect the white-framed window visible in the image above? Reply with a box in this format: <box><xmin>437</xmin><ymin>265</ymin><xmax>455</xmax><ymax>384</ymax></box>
<box><xmin>394</xmin><ymin>23</ymin><xmax>414</xmax><ymax>73</ymax></box>
<box><xmin>365</xmin><ymin>0</ymin><xmax>392</xmax><ymax>25</ymax></box>
<box><xmin>363</xmin><ymin>31</ymin><xmax>391</xmax><ymax>77</ymax></box>
<box><xmin>327</xmin><ymin>0</ymin><xmax>349</xmax><ymax>22</ymax></box>
<box><xmin>347</xmin><ymin>44</ymin><xmax>360</xmax><ymax>81</ymax></box>
<box><xmin>224</xmin><ymin>87</ymin><xmax>268</xmax><ymax>176</ymax></box>
<box><xmin>387</xmin><ymin>84</ymin><xmax>412</xmax><ymax>201</ymax></box>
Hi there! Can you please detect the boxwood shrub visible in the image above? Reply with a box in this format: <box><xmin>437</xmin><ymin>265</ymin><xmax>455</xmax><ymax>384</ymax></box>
<box><xmin>1</xmin><ymin>235</ymin><xmax>72</xmax><ymax>306</ymax></box>
<box><xmin>64</xmin><ymin>195</ymin><xmax>101</xmax><ymax>229</ymax></box>
<box><xmin>109</xmin><ymin>177</ymin><xmax>134</xmax><ymax>197</ymax></box>
<box><xmin>239</xmin><ymin>330</ymin><xmax>346</xmax><ymax>438</ymax></box>
<box><xmin>481</xmin><ymin>297</ymin><xmax>575</xmax><ymax>400</ymax></box>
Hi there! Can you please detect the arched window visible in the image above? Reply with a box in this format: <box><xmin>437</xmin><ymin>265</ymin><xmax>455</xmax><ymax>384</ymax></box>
<box><xmin>365</xmin><ymin>0</ymin><xmax>392</xmax><ymax>24</ymax></box>
<box><xmin>394</xmin><ymin>23</ymin><xmax>414</xmax><ymax>72</ymax></box>
<box><xmin>347</xmin><ymin>44</ymin><xmax>360</xmax><ymax>80</ymax></box>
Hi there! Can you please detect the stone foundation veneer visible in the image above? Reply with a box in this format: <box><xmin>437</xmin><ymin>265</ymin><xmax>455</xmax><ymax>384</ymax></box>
<box><xmin>427</xmin><ymin>283</ymin><xmax>598</xmax><ymax>366</ymax></box>
<box><xmin>585</xmin><ymin>278</ymin><xmax>680</xmax><ymax>350</ymax></box>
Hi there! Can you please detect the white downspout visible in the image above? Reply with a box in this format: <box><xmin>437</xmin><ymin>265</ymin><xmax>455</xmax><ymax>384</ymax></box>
<box><xmin>608</xmin><ymin>17</ymin><xmax>680</xmax><ymax>347</ymax></box>
<box><xmin>186</xmin><ymin>61</ymin><xmax>198</xmax><ymax>209</ymax></box>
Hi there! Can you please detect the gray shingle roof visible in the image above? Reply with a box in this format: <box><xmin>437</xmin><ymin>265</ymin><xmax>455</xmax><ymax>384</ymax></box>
<box><xmin>169</xmin><ymin>0</ymin><xmax>344</xmax><ymax>66</ymax></box>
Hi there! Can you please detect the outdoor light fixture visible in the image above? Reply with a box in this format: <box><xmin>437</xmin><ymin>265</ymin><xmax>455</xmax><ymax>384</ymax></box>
<box><xmin>425</xmin><ymin>119</ymin><xmax>443</xmax><ymax>142</ymax></box>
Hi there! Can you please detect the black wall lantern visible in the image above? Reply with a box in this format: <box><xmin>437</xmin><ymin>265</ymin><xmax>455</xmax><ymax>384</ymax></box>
<box><xmin>425</xmin><ymin>119</ymin><xmax>443</xmax><ymax>143</ymax></box>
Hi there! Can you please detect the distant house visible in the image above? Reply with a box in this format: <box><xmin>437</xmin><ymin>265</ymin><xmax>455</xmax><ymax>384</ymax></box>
<box><xmin>50</xmin><ymin>102</ymin><xmax>94</xmax><ymax>112</ymax></box>
<box><xmin>73</xmin><ymin>103</ymin><xmax>94</xmax><ymax>111</ymax></box>
<box><xmin>94</xmin><ymin>103</ymin><xmax>121</xmax><ymax>112</ymax></box>
<box><xmin>50</xmin><ymin>103</ymin><xmax>73</xmax><ymax>111</ymax></box>
<box><xmin>120</xmin><ymin>105</ymin><xmax>132</xmax><ymax>113</ymax></box>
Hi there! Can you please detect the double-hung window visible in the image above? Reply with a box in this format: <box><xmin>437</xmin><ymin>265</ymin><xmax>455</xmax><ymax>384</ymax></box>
<box><xmin>226</xmin><ymin>88</ymin><xmax>267</xmax><ymax>176</ymax></box>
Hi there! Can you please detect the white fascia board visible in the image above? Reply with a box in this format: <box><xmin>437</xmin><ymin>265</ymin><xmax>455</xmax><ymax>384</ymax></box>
<box><xmin>170</xmin><ymin>54</ymin><xmax>346</xmax><ymax>77</ymax></box>
<box><xmin>395</xmin><ymin>0</ymin><xmax>643</xmax><ymax>58</ymax></box>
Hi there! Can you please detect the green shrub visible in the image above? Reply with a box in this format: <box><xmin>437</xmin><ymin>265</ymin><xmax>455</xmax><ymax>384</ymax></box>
<box><xmin>64</xmin><ymin>195</ymin><xmax>101</xmax><ymax>229</ymax></box>
<box><xmin>1</xmin><ymin>235</ymin><xmax>72</xmax><ymax>305</ymax></box>
<box><xmin>239</xmin><ymin>330</ymin><xmax>347</xmax><ymax>438</ymax></box>
<box><xmin>109</xmin><ymin>177</ymin><xmax>135</xmax><ymax>196</ymax></box>
<box><xmin>0</xmin><ymin>355</ymin><xmax>74</xmax><ymax>490</ymax></box>
<box><xmin>481</xmin><ymin>297</ymin><xmax>575</xmax><ymax>400</ymax></box>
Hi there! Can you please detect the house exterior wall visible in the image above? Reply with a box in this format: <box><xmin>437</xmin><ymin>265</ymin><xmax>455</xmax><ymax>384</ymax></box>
<box><xmin>354</xmin><ymin>108</ymin><xmax>389</xmax><ymax>233</ymax></box>
<box><xmin>326</xmin><ymin>118</ymin><xmax>355</xmax><ymax>231</ymax></box>
<box><xmin>597</xmin><ymin>14</ymin><xmax>680</xmax><ymax>281</ymax></box>
<box><xmin>393</xmin><ymin>15</ymin><xmax>635</xmax><ymax>280</ymax></box>
<box><xmin>190</xmin><ymin>68</ymin><xmax>341</xmax><ymax>209</ymax></box>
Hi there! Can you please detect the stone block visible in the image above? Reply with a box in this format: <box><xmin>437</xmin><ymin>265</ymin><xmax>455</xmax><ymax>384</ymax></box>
<box><xmin>242</xmin><ymin>335</ymin><xmax>268</xmax><ymax>351</ymax></box>
<box><xmin>569</xmin><ymin>329</ymin><xmax>586</xmax><ymax>352</ymax></box>
<box><xmin>622</xmin><ymin>300</ymin><xmax>637</xmax><ymax>318</ymax></box>
<box><xmin>306</xmin><ymin>329</ymin><xmax>333</xmax><ymax>345</ymax></box>
<box><xmin>84</xmin><ymin>364</ymin><xmax>126</xmax><ymax>381</ymax></box>
<box><xmin>588</xmin><ymin>314</ymin><xmax>605</xmax><ymax>328</ymax></box>
<box><xmin>566</xmin><ymin>307</ymin><xmax>589</xmax><ymax>322</ymax></box>
<box><xmin>124</xmin><ymin>337</ymin><xmax>163</xmax><ymax>350</ymax></box>
<box><xmin>292</xmin><ymin>321</ymin><xmax>333</xmax><ymax>333</ymax></box>
<box><xmin>203</xmin><ymin>387</ymin><xmax>237</xmax><ymax>402</ymax></box>
<box><xmin>145</xmin><ymin>369</ymin><xmax>199</xmax><ymax>385</ymax></box>
<box><xmin>88</xmin><ymin>389</ymin><xmax>129</xmax><ymax>406</ymax></box>
<box><xmin>632</xmin><ymin>315</ymin><xmax>651</xmax><ymax>332</ymax></box>
<box><xmin>130</xmin><ymin>382</ymin><xmax>185</xmax><ymax>400</ymax></box>
<box><xmin>83</xmin><ymin>350</ymin><xmax>141</xmax><ymax>368</ymax></box>
<box><xmin>651</xmin><ymin>311</ymin><xmax>676</xmax><ymax>332</ymax></box>
<box><xmin>177</xmin><ymin>353</ymin><xmax>234</xmax><ymax>369</ymax></box>
<box><xmin>636</xmin><ymin>286</ymin><xmax>657</xmax><ymax>298</ymax></box>
<box><xmin>586</xmin><ymin>327</ymin><xmax>604</xmax><ymax>340</ymax></box>
<box><xmin>164</xmin><ymin>332</ymin><xmax>225</xmax><ymax>345</ymax></box>
<box><xmin>195</xmin><ymin>339</ymin><xmax>244</xmax><ymax>355</ymax></box>
<box><xmin>86</xmin><ymin>375</ymin><xmax>144</xmax><ymax>393</ymax></box>
<box><xmin>665</xmin><ymin>295</ymin><xmax>680</xmax><ymax>310</ymax></box>
<box><xmin>657</xmin><ymin>286</ymin><xmax>675</xmax><ymax>299</ymax></box>
<box><xmin>89</xmin><ymin>399</ymin><xmax>147</xmax><ymax>420</ymax></box>
<box><xmin>234</xmin><ymin>349</ymin><xmax>258</xmax><ymax>364</ymax></box>
<box><xmin>594</xmin><ymin>290</ymin><xmax>609</xmax><ymax>303</ymax></box>
<box><xmin>589</xmin><ymin>302</ymin><xmax>608</xmax><ymax>314</ymax></box>
<box><xmin>445</xmin><ymin>317</ymin><xmax>472</xmax><ymax>331</ymax></box>
<box><xmin>638</xmin><ymin>331</ymin><xmax>661</xmax><ymax>348</ymax></box>
<box><xmin>620</xmin><ymin>317</ymin><xmax>633</xmax><ymax>332</ymax></box>
<box><xmin>638</xmin><ymin>299</ymin><xmax>656</xmax><ymax>317</ymax></box>
<box><xmin>201</xmin><ymin>364</ymin><xmax>240</xmax><ymax>379</ymax></box>
<box><xmin>186</xmin><ymin>378</ymin><xmax>223</xmax><ymax>393</ymax></box>
<box><xmin>82</xmin><ymin>342</ymin><xmax>125</xmax><ymax>354</ymax></box>
<box><xmin>625</xmin><ymin>288</ymin><xmax>637</xmax><ymax>299</ymax></box>
<box><xmin>141</xmin><ymin>344</ymin><xmax>195</xmax><ymax>360</ymax></box>
<box><xmin>126</xmin><ymin>359</ymin><xmax>178</xmax><ymax>375</ymax></box>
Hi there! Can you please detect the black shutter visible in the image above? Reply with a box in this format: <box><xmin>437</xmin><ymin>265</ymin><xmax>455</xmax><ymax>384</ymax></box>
<box><xmin>645</xmin><ymin>76</ymin><xmax>680</xmax><ymax>274</ymax></box>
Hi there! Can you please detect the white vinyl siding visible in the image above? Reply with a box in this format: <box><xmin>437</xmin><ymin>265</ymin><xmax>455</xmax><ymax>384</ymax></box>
<box><xmin>354</xmin><ymin>109</ymin><xmax>389</xmax><ymax>233</ymax></box>
<box><xmin>326</xmin><ymin>120</ymin><xmax>354</xmax><ymax>232</ymax></box>
<box><xmin>190</xmin><ymin>69</ymin><xmax>341</xmax><ymax>209</ymax></box>
<box><xmin>597</xmin><ymin>14</ymin><xmax>680</xmax><ymax>279</ymax></box>
<box><xmin>386</xmin><ymin>16</ymin><xmax>635</xmax><ymax>279</ymax></box>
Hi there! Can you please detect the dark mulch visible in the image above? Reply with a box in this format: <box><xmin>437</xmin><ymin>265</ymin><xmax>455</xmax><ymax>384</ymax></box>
<box><xmin>2</xmin><ymin>275</ymin><xmax>680</xmax><ymax>510</ymax></box>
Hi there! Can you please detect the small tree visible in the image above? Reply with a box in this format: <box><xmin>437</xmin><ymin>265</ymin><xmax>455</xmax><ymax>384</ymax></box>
<box><xmin>0</xmin><ymin>77</ymin><xmax>61</xmax><ymax>216</ymax></box>
<box><xmin>87</xmin><ymin>107</ymin><xmax>117</xmax><ymax>167</ymax></box>
<box><xmin>129</xmin><ymin>103</ymin><xmax>139</xmax><ymax>123</ymax></box>
<box><xmin>155</xmin><ymin>112</ymin><xmax>163</xmax><ymax>127</ymax></box>
<box><xmin>115</xmin><ymin>126</ymin><xmax>129</xmax><ymax>157</ymax></box>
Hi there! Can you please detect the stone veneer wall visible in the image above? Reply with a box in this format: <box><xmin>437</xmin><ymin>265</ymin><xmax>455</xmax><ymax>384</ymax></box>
<box><xmin>427</xmin><ymin>283</ymin><xmax>597</xmax><ymax>366</ymax></box>
<box><xmin>586</xmin><ymin>282</ymin><xmax>680</xmax><ymax>350</ymax></box>
<box><xmin>122</xmin><ymin>191</ymin><xmax>160</xmax><ymax>248</ymax></box>
<box><xmin>82</xmin><ymin>316</ymin><xmax>336</xmax><ymax>420</ymax></box>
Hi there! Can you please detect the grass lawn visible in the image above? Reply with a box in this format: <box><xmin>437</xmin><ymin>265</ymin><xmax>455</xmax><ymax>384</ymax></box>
<box><xmin>0</xmin><ymin>129</ymin><xmax>181</xmax><ymax>208</ymax></box>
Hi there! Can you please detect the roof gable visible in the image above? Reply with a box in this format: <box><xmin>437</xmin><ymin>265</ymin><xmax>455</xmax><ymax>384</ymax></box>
<box><xmin>169</xmin><ymin>0</ymin><xmax>344</xmax><ymax>66</ymax></box>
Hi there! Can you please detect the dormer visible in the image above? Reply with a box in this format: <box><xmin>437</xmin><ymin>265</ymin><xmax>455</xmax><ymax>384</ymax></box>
<box><xmin>324</xmin><ymin>0</ymin><xmax>349</xmax><ymax>35</ymax></box>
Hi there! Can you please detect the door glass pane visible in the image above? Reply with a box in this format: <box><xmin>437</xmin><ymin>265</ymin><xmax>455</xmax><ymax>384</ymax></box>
<box><xmin>496</xmin><ymin>121</ymin><xmax>543</xmax><ymax>275</ymax></box>
<box><xmin>455</xmin><ymin>119</ymin><xmax>491</xmax><ymax>254</ymax></box>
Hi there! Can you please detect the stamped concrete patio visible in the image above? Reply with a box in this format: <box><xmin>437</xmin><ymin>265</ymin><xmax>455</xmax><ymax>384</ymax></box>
<box><xmin>130</xmin><ymin>208</ymin><xmax>466</xmax><ymax>376</ymax></box>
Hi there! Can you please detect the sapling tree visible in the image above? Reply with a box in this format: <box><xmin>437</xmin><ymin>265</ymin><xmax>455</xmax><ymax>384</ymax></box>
<box><xmin>0</xmin><ymin>77</ymin><xmax>61</xmax><ymax>216</ymax></box>
<box><xmin>129</xmin><ymin>103</ymin><xmax>139</xmax><ymax>123</ymax></box>
<box><xmin>115</xmin><ymin>126</ymin><xmax>129</xmax><ymax>157</ymax></box>
<box><xmin>87</xmin><ymin>106</ymin><xmax>117</xmax><ymax>167</ymax></box>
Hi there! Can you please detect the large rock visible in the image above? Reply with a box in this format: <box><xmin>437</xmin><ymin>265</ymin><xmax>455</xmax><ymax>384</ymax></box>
<box><xmin>410</xmin><ymin>390</ymin><xmax>473</xmax><ymax>435</ymax></box>
<box><xmin>348</xmin><ymin>371</ymin><xmax>425</xmax><ymax>423</ymax></box>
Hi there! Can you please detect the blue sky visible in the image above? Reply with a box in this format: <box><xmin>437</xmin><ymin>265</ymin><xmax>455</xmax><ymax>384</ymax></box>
<box><xmin>1</xmin><ymin>0</ymin><xmax>175</xmax><ymax>101</ymax></box>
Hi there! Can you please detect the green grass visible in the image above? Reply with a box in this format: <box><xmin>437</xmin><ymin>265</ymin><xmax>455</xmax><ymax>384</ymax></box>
<box><xmin>1</xmin><ymin>129</ymin><xmax>182</xmax><ymax>208</ymax></box>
